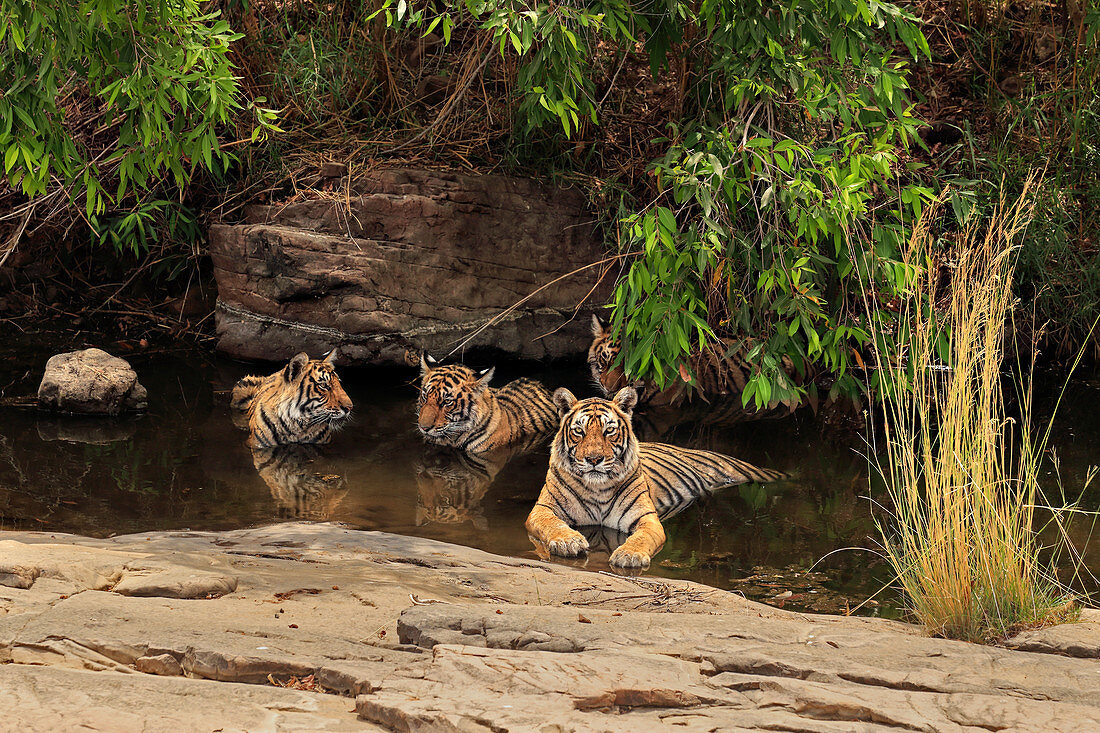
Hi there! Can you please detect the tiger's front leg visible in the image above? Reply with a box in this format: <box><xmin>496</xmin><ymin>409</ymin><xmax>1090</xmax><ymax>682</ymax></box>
<box><xmin>608</xmin><ymin>512</ymin><xmax>666</xmax><ymax>569</ymax></box>
<box><xmin>525</xmin><ymin>503</ymin><xmax>589</xmax><ymax>557</ymax></box>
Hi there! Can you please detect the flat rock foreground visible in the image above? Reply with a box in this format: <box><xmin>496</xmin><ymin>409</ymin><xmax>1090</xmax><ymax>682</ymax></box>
<box><xmin>1</xmin><ymin>524</ymin><xmax>1098</xmax><ymax>732</ymax></box>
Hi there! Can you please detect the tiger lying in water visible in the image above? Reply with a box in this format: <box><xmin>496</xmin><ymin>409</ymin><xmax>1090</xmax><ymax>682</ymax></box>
<box><xmin>231</xmin><ymin>351</ymin><xmax>353</xmax><ymax>447</ymax></box>
<box><xmin>526</xmin><ymin>386</ymin><xmax>786</xmax><ymax>568</ymax></box>
<box><xmin>416</xmin><ymin>353</ymin><xmax>557</xmax><ymax>453</ymax></box>
<box><xmin>588</xmin><ymin>315</ymin><xmax>800</xmax><ymax>412</ymax></box>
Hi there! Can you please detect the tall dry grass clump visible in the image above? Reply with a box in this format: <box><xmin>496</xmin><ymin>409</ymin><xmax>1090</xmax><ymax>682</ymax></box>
<box><xmin>874</xmin><ymin>178</ymin><xmax>1081</xmax><ymax>642</ymax></box>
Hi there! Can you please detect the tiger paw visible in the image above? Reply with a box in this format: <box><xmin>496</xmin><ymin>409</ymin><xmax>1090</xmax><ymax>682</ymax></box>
<box><xmin>547</xmin><ymin>530</ymin><xmax>589</xmax><ymax>557</ymax></box>
<box><xmin>609</xmin><ymin>546</ymin><xmax>651</xmax><ymax>569</ymax></box>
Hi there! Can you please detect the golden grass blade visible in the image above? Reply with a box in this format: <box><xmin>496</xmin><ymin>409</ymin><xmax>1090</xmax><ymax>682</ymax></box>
<box><xmin>870</xmin><ymin>174</ymin><xmax>1086</xmax><ymax>642</ymax></box>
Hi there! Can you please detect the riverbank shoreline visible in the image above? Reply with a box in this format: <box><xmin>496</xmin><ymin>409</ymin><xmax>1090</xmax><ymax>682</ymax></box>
<box><xmin>2</xmin><ymin>522</ymin><xmax>1098</xmax><ymax>731</ymax></box>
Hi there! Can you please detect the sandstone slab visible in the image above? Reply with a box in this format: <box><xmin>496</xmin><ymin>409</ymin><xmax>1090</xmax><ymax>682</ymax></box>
<box><xmin>0</xmin><ymin>665</ymin><xmax>372</xmax><ymax>732</ymax></box>
<box><xmin>112</xmin><ymin>569</ymin><xmax>238</xmax><ymax>599</ymax></box>
<box><xmin>210</xmin><ymin>169</ymin><xmax>611</xmax><ymax>366</ymax></box>
<box><xmin>0</xmin><ymin>523</ymin><xmax>1098</xmax><ymax>732</ymax></box>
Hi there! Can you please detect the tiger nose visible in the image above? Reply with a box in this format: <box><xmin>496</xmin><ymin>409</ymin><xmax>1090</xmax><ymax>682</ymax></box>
<box><xmin>584</xmin><ymin>455</ymin><xmax>605</xmax><ymax>468</ymax></box>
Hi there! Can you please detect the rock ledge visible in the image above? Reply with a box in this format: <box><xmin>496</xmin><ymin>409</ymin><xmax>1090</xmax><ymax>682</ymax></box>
<box><xmin>1</xmin><ymin>523</ymin><xmax>1098</xmax><ymax>732</ymax></box>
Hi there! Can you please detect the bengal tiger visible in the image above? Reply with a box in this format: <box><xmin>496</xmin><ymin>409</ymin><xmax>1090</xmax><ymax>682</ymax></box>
<box><xmin>231</xmin><ymin>351</ymin><xmax>353</xmax><ymax>448</ymax></box>
<box><xmin>588</xmin><ymin>315</ymin><xmax>800</xmax><ymax>412</ymax></box>
<box><xmin>525</xmin><ymin>386</ymin><xmax>786</xmax><ymax>568</ymax></box>
<box><xmin>416</xmin><ymin>353</ymin><xmax>557</xmax><ymax>453</ymax></box>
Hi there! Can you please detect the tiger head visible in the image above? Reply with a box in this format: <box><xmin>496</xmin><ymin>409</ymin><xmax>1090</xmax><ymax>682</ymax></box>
<box><xmin>275</xmin><ymin>350</ymin><xmax>353</xmax><ymax>428</ymax></box>
<box><xmin>588</xmin><ymin>315</ymin><xmax>631</xmax><ymax>398</ymax></box>
<box><xmin>551</xmin><ymin>386</ymin><xmax>640</xmax><ymax>490</ymax></box>
<box><xmin>417</xmin><ymin>353</ymin><xmax>494</xmax><ymax>447</ymax></box>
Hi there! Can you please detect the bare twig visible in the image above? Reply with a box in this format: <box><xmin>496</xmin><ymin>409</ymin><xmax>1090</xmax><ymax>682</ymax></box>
<box><xmin>384</xmin><ymin>40</ymin><xmax>494</xmax><ymax>155</ymax></box>
<box><xmin>0</xmin><ymin>203</ymin><xmax>35</xmax><ymax>270</ymax></box>
<box><xmin>445</xmin><ymin>252</ymin><xmax>637</xmax><ymax>358</ymax></box>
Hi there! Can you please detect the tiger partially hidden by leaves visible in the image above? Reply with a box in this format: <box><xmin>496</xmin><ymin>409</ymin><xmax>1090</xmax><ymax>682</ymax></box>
<box><xmin>231</xmin><ymin>351</ymin><xmax>353</xmax><ymax>447</ymax></box>
<box><xmin>588</xmin><ymin>315</ymin><xmax>801</xmax><ymax>412</ymax></box>
<box><xmin>526</xmin><ymin>386</ymin><xmax>786</xmax><ymax>569</ymax></box>
<box><xmin>416</xmin><ymin>353</ymin><xmax>557</xmax><ymax>453</ymax></box>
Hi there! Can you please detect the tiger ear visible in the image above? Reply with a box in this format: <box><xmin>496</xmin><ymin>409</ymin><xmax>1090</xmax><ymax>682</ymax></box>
<box><xmin>553</xmin><ymin>387</ymin><xmax>578</xmax><ymax>418</ymax></box>
<box><xmin>284</xmin><ymin>352</ymin><xmax>310</xmax><ymax>382</ymax></box>
<box><xmin>323</xmin><ymin>348</ymin><xmax>338</xmax><ymax>366</ymax></box>
<box><xmin>420</xmin><ymin>352</ymin><xmax>438</xmax><ymax>378</ymax></box>
<box><xmin>612</xmin><ymin>386</ymin><xmax>637</xmax><ymax>416</ymax></box>
<box><xmin>476</xmin><ymin>366</ymin><xmax>495</xmax><ymax>387</ymax></box>
<box><xmin>591</xmin><ymin>314</ymin><xmax>609</xmax><ymax>338</ymax></box>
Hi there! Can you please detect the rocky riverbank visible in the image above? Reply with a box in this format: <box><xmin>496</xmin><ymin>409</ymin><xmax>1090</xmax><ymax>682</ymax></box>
<box><xmin>1</xmin><ymin>523</ymin><xmax>1098</xmax><ymax>732</ymax></box>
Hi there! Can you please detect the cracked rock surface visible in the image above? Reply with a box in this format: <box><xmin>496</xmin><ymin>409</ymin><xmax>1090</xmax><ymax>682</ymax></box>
<box><xmin>1</xmin><ymin>522</ymin><xmax>1098</xmax><ymax>732</ymax></box>
<box><xmin>210</xmin><ymin>168</ymin><xmax>612</xmax><ymax>366</ymax></box>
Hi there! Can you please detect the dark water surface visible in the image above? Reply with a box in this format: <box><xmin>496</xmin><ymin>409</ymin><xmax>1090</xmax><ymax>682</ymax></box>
<box><xmin>3</xmin><ymin>331</ymin><xmax>1098</xmax><ymax>616</ymax></box>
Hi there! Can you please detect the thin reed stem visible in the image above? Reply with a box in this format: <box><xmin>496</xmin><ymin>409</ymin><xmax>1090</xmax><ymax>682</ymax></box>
<box><xmin>871</xmin><ymin>175</ymin><xmax>1083</xmax><ymax>642</ymax></box>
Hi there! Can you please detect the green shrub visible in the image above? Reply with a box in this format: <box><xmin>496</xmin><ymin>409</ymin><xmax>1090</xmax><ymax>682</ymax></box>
<box><xmin>380</xmin><ymin>0</ymin><xmax>935</xmax><ymax>407</ymax></box>
<box><xmin>0</xmin><ymin>0</ymin><xmax>276</xmax><ymax>256</ymax></box>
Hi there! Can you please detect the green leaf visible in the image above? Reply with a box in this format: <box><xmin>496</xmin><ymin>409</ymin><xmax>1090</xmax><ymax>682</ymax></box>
<box><xmin>656</xmin><ymin>207</ymin><xmax>676</xmax><ymax>235</ymax></box>
<box><xmin>3</xmin><ymin>145</ymin><xmax>18</xmax><ymax>174</ymax></box>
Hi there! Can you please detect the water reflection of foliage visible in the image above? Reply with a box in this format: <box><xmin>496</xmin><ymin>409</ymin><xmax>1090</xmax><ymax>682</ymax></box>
<box><xmin>82</xmin><ymin>439</ymin><xmax>189</xmax><ymax>496</ymax></box>
<box><xmin>0</xmin><ymin>409</ymin><xmax>238</xmax><ymax>533</ymax></box>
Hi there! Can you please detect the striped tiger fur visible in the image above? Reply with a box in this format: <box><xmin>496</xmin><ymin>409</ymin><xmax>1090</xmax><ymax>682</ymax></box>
<box><xmin>231</xmin><ymin>351</ymin><xmax>353</xmax><ymax>448</ymax></box>
<box><xmin>417</xmin><ymin>353</ymin><xmax>558</xmax><ymax>453</ymax></box>
<box><xmin>588</xmin><ymin>315</ymin><xmax>800</xmax><ymax>412</ymax></box>
<box><xmin>526</xmin><ymin>386</ymin><xmax>786</xmax><ymax>568</ymax></box>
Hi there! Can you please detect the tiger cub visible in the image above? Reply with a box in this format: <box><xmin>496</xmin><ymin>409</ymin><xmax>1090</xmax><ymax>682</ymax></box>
<box><xmin>416</xmin><ymin>354</ymin><xmax>557</xmax><ymax>453</ymax></box>
<box><xmin>231</xmin><ymin>351</ymin><xmax>353</xmax><ymax>448</ymax></box>
<box><xmin>588</xmin><ymin>315</ymin><xmax>799</xmax><ymax>411</ymax></box>
<box><xmin>526</xmin><ymin>386</ymin><xmax>786</xmax><ymax>568</ymax></box>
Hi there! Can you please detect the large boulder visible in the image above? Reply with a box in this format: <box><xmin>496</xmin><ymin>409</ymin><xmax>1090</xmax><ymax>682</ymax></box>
<box><xmin>210</xmin><ymin>168</ymin><xmax>612</xmax><ymax>366</ymax></box>
<box><xmin>37</xmin><ymin>348</ymin><xmax>147</xmax><ymax>415</ymax></box>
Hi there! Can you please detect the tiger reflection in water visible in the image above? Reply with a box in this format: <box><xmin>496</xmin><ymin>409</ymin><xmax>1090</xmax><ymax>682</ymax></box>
<box><xmin>414</xmin><ymin>443</ymin><xmax>536</xmax><ymax>531</ymax></box>
<box><xmin>250</xmin><ymin>444</ymin><xmax>349</xmax><ymax>520</ymax></box>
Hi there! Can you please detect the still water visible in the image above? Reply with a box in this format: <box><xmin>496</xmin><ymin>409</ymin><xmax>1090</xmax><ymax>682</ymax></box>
<box><xmin>2</xmin><ymin>334</ymin><xmax>1098</xmax><ymax>616</ymax></box>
